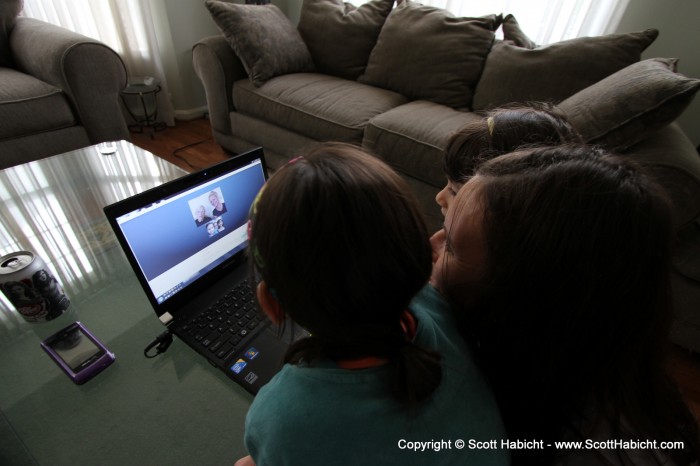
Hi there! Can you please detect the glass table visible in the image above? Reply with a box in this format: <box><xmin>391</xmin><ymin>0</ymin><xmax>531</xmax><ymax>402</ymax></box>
<box><xmin>0</xmin><ymin>142</ymin><xmax>253</xmax><ymax>465</ymax></box>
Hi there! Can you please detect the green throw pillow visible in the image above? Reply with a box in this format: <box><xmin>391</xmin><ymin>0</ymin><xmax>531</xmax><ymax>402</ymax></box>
<box><xmin>558</xmin><ymin>58</ymin><xmax>700</xmax><ymax>151</ymax></box>
<box><xmin>359</xmin><ymin>1</ymin><xmax>499</xmax><ymax>109</ymax></box>
<box><xmin>297</xmin><ymin>0</ymin><xmax>395</xmax><ymax>80</ymax></box>
<box><xmin>473</xmin><ymin>29</ymin><xmax>659</xmax><ymax>110</ymax></box>
<box><xmin>205</xmin><ymin>1</ymin><xmax>314</xmax><ymax>86</ymax></box>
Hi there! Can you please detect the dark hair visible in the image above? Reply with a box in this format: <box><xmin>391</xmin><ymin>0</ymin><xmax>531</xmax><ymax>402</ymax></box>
<box><xmin>249</xmin><ymin>143</ymin><xmax>441</xmax><ymax>407</ymax></box>
<box><xmin>457</xmin><ymin>144</ymin><xmax>699</xmax><ymax>464</ymax></box>
<box><xmin>444</xmin><ymin>102</ymin><xmax>581</xmax><ymax>183</ymax></box>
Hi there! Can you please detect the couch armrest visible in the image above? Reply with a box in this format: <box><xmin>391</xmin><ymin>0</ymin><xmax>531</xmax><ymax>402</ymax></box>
<box><xmin>192</xmin><ymin>35</ymin><xmax>247</xmax><ymax>138</ymax></box>
<box><xmin>627</xmin><ymin>123</ymin><xmax>700</xmax><ymax>229</ymax></box>
<box><xmin>9</xmin><ymin>17</ymin><xmax>129</xmax><ymax>143</ymax></box>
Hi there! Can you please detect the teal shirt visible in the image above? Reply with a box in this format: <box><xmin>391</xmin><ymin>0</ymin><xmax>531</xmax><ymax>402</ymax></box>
<box><xmin>244</xmin><ymin>285</ymin><xmax>509</xmax><ymax>465</ymax></box>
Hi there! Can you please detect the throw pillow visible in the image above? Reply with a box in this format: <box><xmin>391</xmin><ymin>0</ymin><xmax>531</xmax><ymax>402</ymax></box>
<box><xmin>0</xmin><ymin>0</ymin><xmax>23</xmax><ymax>68</ymax></box>
<box><xmin>501</xmin><ymin>14</ymin><xmax>536</xmax><ymax>49</ymax></box>
<box><xmin>297</xmin><ymin>0</ymin><xmax>394</xmax><ymax>80</ymax></box>
<box><xmin>205</xmin><ymin>1</ymin><xmax>314</xmax><ymax>86</ymax></box>
<box><xmin>472</xmin><ymin>29</ymin><xmax>659</xmax><ymax>110</ymax></box>
<box><xmin>558</xmin><ymin>58</ymin><xmax>700</xmax><ymax>151</ymax></box>
<box><xmin>358</xmin><ymin>1</ymin><xmax>499</xmax><ymax>109</ymax></box>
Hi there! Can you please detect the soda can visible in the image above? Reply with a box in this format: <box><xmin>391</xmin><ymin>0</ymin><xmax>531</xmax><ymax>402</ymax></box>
<box><xmin>0</xmin><ymin>251</ymin><xmax>70</xmax><ymax>323</ymax></box>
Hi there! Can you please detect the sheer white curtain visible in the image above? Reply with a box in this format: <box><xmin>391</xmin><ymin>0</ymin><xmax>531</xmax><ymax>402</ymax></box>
<box><xmin>21</xmin><ymin>0</ymin><xmax>175</xmax><ymax>125</ymax></box>
<box><xmin>352</xmin><ymin>0</ymin><xmax>629</xmax><ymax>44</ymax></box>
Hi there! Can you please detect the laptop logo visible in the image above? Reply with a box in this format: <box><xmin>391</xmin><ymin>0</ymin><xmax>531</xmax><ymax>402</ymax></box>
<box><xmin>245</xmin><ymin>347</ymin><xmax>259</xmax><ymax>360</ymax></box>
<box><xmin>245</xmin><ymin>372</ymin><xmax>259</xmax><ymax>385</ymax></box>
<box><xmin>231</xmin><ymin>359</ymin><xmax>247</xmax><ymax>374</ymax></box>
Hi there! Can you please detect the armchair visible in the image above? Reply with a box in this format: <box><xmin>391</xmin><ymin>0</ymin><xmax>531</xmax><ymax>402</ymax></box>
<box><xmin>0</xmin><ymin>16</ymin><xmax>130</xmax><ymax>169</ymax></box>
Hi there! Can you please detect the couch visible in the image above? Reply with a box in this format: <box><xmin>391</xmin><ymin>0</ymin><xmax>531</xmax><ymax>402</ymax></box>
<box><xmin>194</xmin><ymin>0</ymin><xmax>700</xmax><ymax>352</ymax></box>
<box><xmin>0</xmin><ymin>3</ymin><xmax>130</xmax><ymax>170</ymax></box>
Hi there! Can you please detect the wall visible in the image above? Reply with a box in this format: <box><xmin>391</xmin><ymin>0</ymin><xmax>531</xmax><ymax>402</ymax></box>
<box><xmin>163</xmin><ymin>0</ymin><xmax>700</xmax><ymax>147</ymax></box>
<box><xmin>158</xmin><ymin>0</ymin><xmax>232</xmax><ymax>120</ymax></box>
<box><xmin>615</xmin><ymin>0</ymin><xmax>700</xmax><ymax>146</ymax></box>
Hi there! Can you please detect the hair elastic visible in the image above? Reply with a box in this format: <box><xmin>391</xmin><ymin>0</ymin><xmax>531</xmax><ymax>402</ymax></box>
<box><xmin>487</xmin><ymin>116</ymin><xmax>495</xmax><ymax>136</ymax></box>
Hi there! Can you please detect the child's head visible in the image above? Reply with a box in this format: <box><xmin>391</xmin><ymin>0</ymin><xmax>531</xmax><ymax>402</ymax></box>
<box><xmin>432</xmin><ymin>143</ymin><xmax>684</xmax><ymax>452</ymax></box>
<box><xmin>435</xmin><ymin>143</ymin><xmax>673</xmax><ymax>331</ymax></box>
<box><xmin>251</xmin><ymin>144</ymin><xmax>432</xmax><ymax>337</ymax></box>
<box><xmin>249</xmin><ymin>143</ymin><xmax>440</xmax><ymax>405</ymax></box>
<box><xmin>436</xmin><ymin>102</ymin><xmax>581</xmax><ymax>216</ymax></box>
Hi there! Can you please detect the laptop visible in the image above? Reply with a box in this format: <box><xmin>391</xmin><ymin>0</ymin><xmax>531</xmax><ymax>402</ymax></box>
<box><xmin>104</xmin><ymin>147</ymin><xmax>307</xmax><ymax>394</ymax></box>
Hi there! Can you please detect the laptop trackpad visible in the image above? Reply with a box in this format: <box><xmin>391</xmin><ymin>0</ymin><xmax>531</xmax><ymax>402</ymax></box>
<box><xmin>227</xmin><ymin>327</ymin><xmax>292</xmax><ymax>393</ymax></box>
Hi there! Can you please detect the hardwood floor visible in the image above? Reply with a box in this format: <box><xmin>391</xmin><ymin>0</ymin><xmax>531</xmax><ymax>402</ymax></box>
<box><xmin>129</xmin><ymin>116</ymin><xmax>230</xmax><ymax>173</ymax></box>
<box><xmin>129</xmin><ymin>117</ymin><xmax>700</xmax><ymax>429</ymax></box>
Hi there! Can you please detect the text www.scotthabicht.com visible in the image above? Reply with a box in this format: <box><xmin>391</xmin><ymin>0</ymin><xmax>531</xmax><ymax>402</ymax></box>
<box><xmin>397</xmin><ymin>439</ymin><xmax>686</xmax><ymax>452</ymax></box>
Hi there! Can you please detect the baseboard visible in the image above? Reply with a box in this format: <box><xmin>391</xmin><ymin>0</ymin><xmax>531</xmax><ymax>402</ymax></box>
<box><xmin>174</xmin><ymin>106</ymin><xmax>208</xmax><ymax>122</ymax></box>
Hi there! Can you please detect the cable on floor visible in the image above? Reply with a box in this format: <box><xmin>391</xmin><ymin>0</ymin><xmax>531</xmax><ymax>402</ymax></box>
<box><xmin>170</xmin><ymin>136</ymin><xmax>213</xmax><ymax>171</ymax></box>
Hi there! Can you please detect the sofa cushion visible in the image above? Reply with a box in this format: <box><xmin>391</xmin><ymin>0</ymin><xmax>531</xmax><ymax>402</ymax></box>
<box><xmin>364</xmin><ymin>101</ymin><xmax>481</xmax><ymax>187</ymax></box>
<box><xmin>359</xmin><ymin>1</ymin><xmax>498</xmax><ymax>109</ymax></box>
<box><xmin>473</xmin><ymin>29</ymin><xmax>658</xmax><ymax>110</ymax></box>
<box><xmin>205</xmin><ymin>1</ymin><xmax>314</xmax><ymax>86</ymax></box>
<box><xmin>0</xmin><ymin>68</ymin><xmax>76</xmax><ymax>140</ymax></box>
<box><xmin>0</xmin><ymin>0</ymin><xmax>22</xmax><ymax>67</ymax></box>
<box><xmin>558</xmin><ymin>58</ymin><xmax>700</xmax><ymax>151</ymax></box>
<box><xmin>297</xmin><ymin>0</ymin><xmax>394</xmax><ymax>80</ymax></box>
<box><xmin>502</xmin><ymin>14</ymin><xmax>535</xmax><ymax>48</ymax></box>
<box><xmin>233</xmin><ymin>73</ymin><xmax>409</xmax><ymax>142</ymax></box>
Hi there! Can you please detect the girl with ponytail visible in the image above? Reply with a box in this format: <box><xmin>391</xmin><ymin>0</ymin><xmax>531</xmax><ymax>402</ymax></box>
<box><xmin>236</xmin><ymin>143</ymin><xmax>507</xmax><ymax>466</ymax></box>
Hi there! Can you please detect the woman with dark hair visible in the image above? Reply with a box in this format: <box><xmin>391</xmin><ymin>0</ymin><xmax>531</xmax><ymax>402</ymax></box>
<box><xmin>436</xmin><ymin>103</ymin><xmax>581</xmax><ymax>217</ymax></box>
<box><xmin>236</xmin><ymin>143</ymin><xmax>507</xmax><ymax>466</ymax></box>
<box><xmin>431</xmin><ymin>144</ymin><xmax>700</xmax><ymax>465</ymax></box>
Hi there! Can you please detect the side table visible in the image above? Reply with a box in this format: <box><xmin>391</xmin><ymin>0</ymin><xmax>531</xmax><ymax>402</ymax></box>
<box><xmin>120</xmin><ymin>79</ymin><xmax>167</xmax><ymax>137</ymax></box>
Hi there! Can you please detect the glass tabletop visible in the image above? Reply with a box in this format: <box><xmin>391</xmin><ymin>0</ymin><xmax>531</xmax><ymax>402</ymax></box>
<box><xmin>0</xmin><ymin>141</ymin><xmax>253</xmax><ymax>465</ymax></box>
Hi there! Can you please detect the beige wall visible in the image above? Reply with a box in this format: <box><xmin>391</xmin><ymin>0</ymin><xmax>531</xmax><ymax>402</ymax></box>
<box><xmin>157</xmin><ymin>0</ymin><xmax>229</xmax><ymax>119</ymax></box>
<box><xmin>615</xmin><ymin>0</ymin><xmax>700</xmax><ymax>146</ymax></box>
<box><xmin>164</xmin><ymin>0</ymin><xmax>700</xmax><ymax>147</ymax></box>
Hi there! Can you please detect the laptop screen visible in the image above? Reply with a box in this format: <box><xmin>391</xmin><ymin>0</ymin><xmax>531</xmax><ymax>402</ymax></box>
<box><xmin>105</xmin><ymin>149</ymin><xmax>267</xmax><ymax>313</ymax></box>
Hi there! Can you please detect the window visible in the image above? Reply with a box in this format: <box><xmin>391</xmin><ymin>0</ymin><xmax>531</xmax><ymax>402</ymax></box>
<box><xmin>21</xmin><ymin>0</ymin><xmax>175</xmax><ymax>125</ymax></box>
<box><xmin>349</xmin><ymin>0</ymin><xmax>629</xmax><ymax>44</ymax></box>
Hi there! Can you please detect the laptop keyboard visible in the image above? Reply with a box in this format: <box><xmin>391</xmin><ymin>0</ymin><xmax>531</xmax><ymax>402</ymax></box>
<box><xmin>178</xmin><ymin>279</ymin><xmax>268</xmax><ymax>361</ymax></box>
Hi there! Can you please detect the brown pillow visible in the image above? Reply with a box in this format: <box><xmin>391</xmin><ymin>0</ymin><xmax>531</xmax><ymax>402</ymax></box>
<box><xmin>473</xmin><ymin>29</ymin><xmax>659</xmax><ymax>110</ymax></box>
<box><xmin>502</xmin><ymin>14</ymin><xmax>535</xmax><ymax>49</ymax></box>
<box><xmin>297</xmin><ymin>0</ymin><xmax>394</xmax><ymax>80</ymax></box>
<box><xmin>558</xmin><ymin>58</ymin><xmax>700</xmax><ymax>151</ymax></box>
<box><xmin>205</xmin><ymin>1</ymin><xmax>314</xmax><ymax>86</ymax></box>
<box><xmin>358</xmin><ymin>1</ymin><xmax>498</xmax><ymax>109</ymax></box>
<box><xmin>0</xmin><ymin>0</ymin><xmax>23</xmax><ymax>67</ymax></box>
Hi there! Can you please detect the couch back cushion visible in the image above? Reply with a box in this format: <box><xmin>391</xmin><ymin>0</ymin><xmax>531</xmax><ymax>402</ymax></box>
<box><xmin>297</xmin><ymin>0</ymin><xmax>394</xmax><ymax>80</ymax></box>
<box><xmin>359</xmin><ymin>1</ymin><xmax>498</xmax><ymax>109</ymax></box>
<box><xmin>558</xmin><ymin>58</ymin><xmax>700</xmax><ymax>151</ymax></box>
<box><xmin>0</xmin><ymin>0</ymin><xmax>22</xmax><ymax>67</ymax></box>
<box><xmin>205</xmin><ymin>1</ymin><xmax>314</xmax><ymax>86</ymax></box>
<box><xmin>473</xmin><ymin>29</ymin><xmax>658</xmax><ymax>110</ymax></box>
